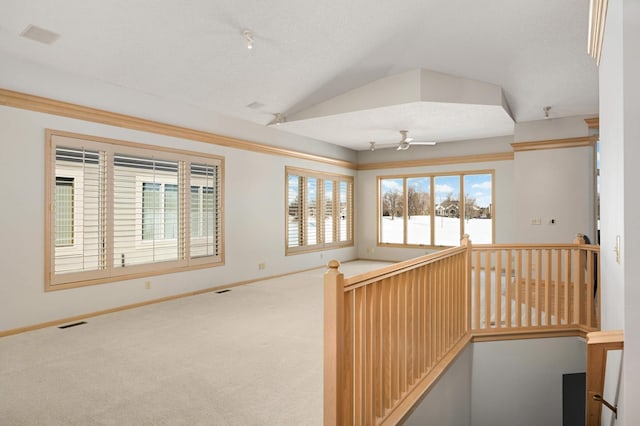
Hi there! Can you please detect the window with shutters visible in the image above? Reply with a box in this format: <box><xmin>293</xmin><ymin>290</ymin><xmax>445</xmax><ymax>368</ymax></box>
<box><xmin>46</xmin><ymin>130</ymin><xmax>224</xmax><ymax>290</ymax></box>
<box><xmin>286</xmin><ymin>167</ymin><xmax>353</xmax><ymax>255</ymax></box>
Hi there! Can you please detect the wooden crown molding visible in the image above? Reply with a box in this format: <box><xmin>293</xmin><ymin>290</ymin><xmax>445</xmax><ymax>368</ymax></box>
<box><xmin>588</xmin><ymin>0</ymin><xmax>609</xmax><ymax>66</ymax></box>
<box><xmin>585</xmin><ymin>117</ymin><xmax>600</xmax><ymax>129</ymax></box>
<box><xmin>511</xmin><ymin>136</ymin><xmax>598</xmax><ymax>152</ymax></box>
<box><xmin>357</xmin><ymin>151</ymin><xmax>514</xmax><ymax>171</ymax></box>
<box><xmin>0</xmin><ymin>88</ymin><xmax>357</xmax><ymax>170</ymax></box>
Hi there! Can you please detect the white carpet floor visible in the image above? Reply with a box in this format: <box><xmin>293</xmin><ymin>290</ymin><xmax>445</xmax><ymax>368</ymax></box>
<box><xmin>0</xmin><ymin>261</ymin><xmax>389</xmax><ymax>426</ymax></box>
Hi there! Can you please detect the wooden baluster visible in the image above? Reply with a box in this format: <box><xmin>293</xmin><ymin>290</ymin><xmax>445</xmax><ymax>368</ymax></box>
<box><xmin>495</xmin><ymin>249</ymin><xmax>502</xmax><ymax>329</ymax></box>
<box><xmin>555</xmin><ymin>249</ymin><xmax>561</xmax><ymax>326</ymax></box>
<box><xmin>545</xmin><ymin>249</ymin><xmax>551</xmax><ymax>326</ymax></box>
<box><xmin>365</xmin><ymin>284</ymin><xmax>374</xmax><ymax>425</ymax></box>
<box><xmin>461</xmin><ymin>234</ymin><xmax>472</xmax><ymax>334</ymax></box>
<box><xmin>485</xmin><ymin>250</ymin><xmax>492</xmax><ymax>329</ymax></box>
<box><xmin>343</xmin><ymin>289</ymin><xmax>354</xmax><ymax>425</ymax></box>
<box><xmin>473</xmin><ymin>250</ymin><xmax>481</xmax><ymax>330</ymax></box>
<box><xmin>354</xmin><ymin>286</ymin><xmax>365</xmax><ymax>425</ymax></box>
<box><xmin>505</xmin><ymin>250</ymin><xmax>513</xmax><ymax>328</ymax></box>
<box><xmin>536</xmin><ymin>249</ymin><xmax>542</xmax><ymax>327</ymax></box>
<box><xmin>515</xmin><ymin>250</ymin><xmax>522</xmax><ymax>328</ymax></box>
<box><xmin>525</xmin><ymin>249</ymin><xmax>532</xmax><ymax>327</ymax></box>
<box><xmin>564</xmin><ymin>249</ymin><xmax>571</xmax><ymax>324</ymax></box>
<box><xmin>574</xmin><ymin>234</ymin><xmax>585</xmax><ymax>325</ymax></box>
<box><xmin>586</xmin><ymin>248</ymin><xmax>594</xmax><ymax>327</ymax></box>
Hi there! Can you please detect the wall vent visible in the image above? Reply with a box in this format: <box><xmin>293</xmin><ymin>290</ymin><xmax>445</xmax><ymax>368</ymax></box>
<box><xmin>20</xmin><ymin>25</ymin><xmax>60</xmax><ymax>45</ymax></box>
<box><xmin>58</xmin><ymin>321</ymin><xmax>87</xmax><ymax>329</ymax></box>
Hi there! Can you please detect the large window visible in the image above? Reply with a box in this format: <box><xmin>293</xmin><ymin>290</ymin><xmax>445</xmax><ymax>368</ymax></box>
<box><xmin>379</xmin><ymin>171</ymin><xmax>493</xmax><ymax>247</ymax></box>
<box><xmin>286</xmin><ymin>167</ymin><xmax>353</xmax><ymax>254</ymax></box>
<box><xmin>46</xmin><ymin>130</ymin><xmax>224</xmax><ymax>289</ymax></box>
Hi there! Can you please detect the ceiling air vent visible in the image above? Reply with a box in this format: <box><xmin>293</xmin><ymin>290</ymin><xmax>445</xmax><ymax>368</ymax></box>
<box><xmin>20</xmin><ymin>24</ymin><xmax>60</xmax><ymax>45</ymax></box>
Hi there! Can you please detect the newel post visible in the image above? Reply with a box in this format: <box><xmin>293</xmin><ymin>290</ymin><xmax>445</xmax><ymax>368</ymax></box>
<box><xmin>324</xmin><ymin>260</ymin><xmax>344</xmax><ymax>426</ymax></box>
<box><xmin>573</xmin><ymin>233</ymin><xmax>586</xmax><ymax>325</ymax></box>
<box><xmin>461</xmin><ymin>234</ymin><xmax>472</xmax><ymax>333</ymax></box>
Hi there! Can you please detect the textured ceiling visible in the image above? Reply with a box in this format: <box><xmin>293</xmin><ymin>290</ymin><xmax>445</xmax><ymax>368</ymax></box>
<box><xmin>0</xmin><ymin>0</ymin><xmax>598</xmax><ymax>151</ymax></box>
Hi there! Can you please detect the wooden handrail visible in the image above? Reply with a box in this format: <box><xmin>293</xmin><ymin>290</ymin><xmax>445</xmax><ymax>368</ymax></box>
<box><xmin>586</xmin><ymin>330</ymin><xmax>624</xmax><ymax>425</ymax></box>
<box><xmin>324</xmin><ymin>234</ymin><xmax>602</xmax><ymax>425</ymax></box>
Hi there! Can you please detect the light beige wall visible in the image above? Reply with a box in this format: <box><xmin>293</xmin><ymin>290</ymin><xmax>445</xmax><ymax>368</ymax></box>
<box><xmin>0</xmin><ymin>105</ymin><xmax>357</xmax><ymax>332</ymax></box>
<box><xmin>599</xmin><ymin>0</ymin><xmax>640</xmax><ymax>423</ymax></box>
<box><xmin>471</xmin><ymin>337</ymin><xmax>586</xmax><ymax>426</ymax></box>
<box><xmin>404</xmin><ymin>345</ymin><xmax>472</xmax><ymax>426</ymax></box>
<box><xmin>514</xmin><ymin>115</ymin><xmax>593</xmax><ymax>142</ymax></box>
<box><xmin>513</xmin><ymin>145</ymin><xmax>595</xmax><ymax>243</ymax></box>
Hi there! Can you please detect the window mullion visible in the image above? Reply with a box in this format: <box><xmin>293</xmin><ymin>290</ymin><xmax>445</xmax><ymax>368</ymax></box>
<box><xmin>104</xmin><ymin>148</ymin><xmax>113</xmax><ymax>274</ymax></box>
<box><xmin>300</xmin><ymin>176</ymin><xmax>306</xmax><ymax>246</ymax></box>
<box><xmin>459</xmin><ymin>174</ymin><xmax>465</xmax><ymax>242</ymax></box>
<box><xmin>333</xmin><ymin>179</ymin><xmax>339</xmax><ymax>243</ymax></box>
<box><xmin>430</xmin><ymin>176</ymin><xmax>435</xmax><ymax>246</ymax></box>
<box><xmin>403</xmin><ymin>178</ymin><xmax>408</xmax><ymax>245</ymax></box>
<box><xmin>180</xmin><ymin>160</ymin><xmax>188</xmax><ymax>261</ymax></box>
<box><xmin>318</xmin><ymin>179</ymin><xmax>325</xmax><ymax>245</ymax></box>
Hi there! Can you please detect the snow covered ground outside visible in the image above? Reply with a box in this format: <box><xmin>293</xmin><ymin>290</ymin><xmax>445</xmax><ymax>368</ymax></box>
<box><xmin>381</xmin><ymin>215</ymin><xmax>492</xmax><ymax>246</ymax></box>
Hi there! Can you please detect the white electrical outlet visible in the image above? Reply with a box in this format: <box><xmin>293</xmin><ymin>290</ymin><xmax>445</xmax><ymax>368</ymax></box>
<box><xmin>531</xmin><ymin>218</ymin><xmax>541</xmax><ymax>225</ymax></box>
<box><xmin>258</xmin><ymin>262</ymin><xmax>266</xmax><ymax>270</ymax></box>
<box><xmin>144</xmin><ymin>281</ymin><xmax>151</xmax><ymax>289</ymax></box>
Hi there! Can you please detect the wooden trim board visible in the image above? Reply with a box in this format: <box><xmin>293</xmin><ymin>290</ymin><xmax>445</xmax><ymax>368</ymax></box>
<box><xmin>0</xmin><ymin>88</ymin><xmax>357</xmax><ymax>170</ymax></box>
<box><xmin>358</xmin><ymin>152</ymin><xmax>513</xmax><ymax>170</ymax></box>
<box><xmin>512</xmin><ymin>136</ymin><xmax>598</xmax><ymax>152</ymax></box>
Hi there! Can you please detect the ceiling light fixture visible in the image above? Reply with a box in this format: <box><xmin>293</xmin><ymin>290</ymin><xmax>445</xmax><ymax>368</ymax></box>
<box><xmin>369</xmin><ymin>141</ymin><xmax>376</xmax><ymax>151</ymax></box>
<box><xmin>543</xmin><ymin>106</ymin><xmax>551</xmax><ymax>119</ymax></box>
<box><xmin>242</xmin><ymin>29</ymin><xmax>254</xmax><ymax>50</ymax></box>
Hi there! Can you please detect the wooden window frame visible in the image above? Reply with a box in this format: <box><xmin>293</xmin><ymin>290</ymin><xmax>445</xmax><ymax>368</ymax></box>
<box><xmin>45</xmin><ymin>129</ymin><xmax>224</xmax><ymax>291</ymax></box>
<box><xmin>377</xmin><ymin>170</ymin><xmax>495</xmax><ymax>248</ymax></box>
<box><xmin>285</xmin><ymin>166</ymin><xmax>354</xmax><ymax>255</ymax></box>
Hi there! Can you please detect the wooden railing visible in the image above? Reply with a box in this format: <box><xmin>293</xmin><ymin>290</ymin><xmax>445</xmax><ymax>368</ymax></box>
<box><xmin>324</xmin><ymin>234</ymin><xmax>600</xmax><ymax>425</ymax></box>
<box><xmin>470</xmin><ymin>234</ymin><xmax>600</xmax><ymax>337</ymax></box>
<box><xmin>586</xmin><ymin>330</ymin><xmax>624</xmax><ymax>425</ymax></box>
<box><xmin>324</xmin><ymin>238</ymin><xmax>472</xmax><ymax>425</ymax></box>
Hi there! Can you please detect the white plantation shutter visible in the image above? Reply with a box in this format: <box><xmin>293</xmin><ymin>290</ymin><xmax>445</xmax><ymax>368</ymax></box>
<box><xmin>113</xmin><ymin>154</ymin><xmax>180</xmax><ymax>267</ymax></box>
<box><xmin>287</xmin><ymin>174</ymin><xmax>303</xmax><ymax>248</ymax></box>
<box><xmin>47</xmin><ymin>131</ymin><xmax>223</xmax><ymax>289</ymax></box>
<box><xmin>285</xmin><ymin>167</ymin><xmax>353</xmax><ymax>254</ymax></box>
<box><xmin>190</xmin><ymin>163</ymin><xmax>220</xmax><ymax>259</ymax></box>
<box><xmin>338</xmin><ymin>180</ymin><xmax>351</xmax><ymax>242</ymax></box>
<box><xmin>53</xmin><ymin>146</ymin><xmax>106</xmax><ymax>279</ymax></box>
<box><xmin>323</xmin><ymin>180</ymin><xmax>335</xmax><ymax>244</ymax></box>
<box><xmin>55</xmin><ymin>177</ymin><xmax>74</xmax><ymax>246</ymax></box>
<box><xmin>306</xmin><ymin>177</ymin><xmax>318</xmax><ymax>246</ymax></box>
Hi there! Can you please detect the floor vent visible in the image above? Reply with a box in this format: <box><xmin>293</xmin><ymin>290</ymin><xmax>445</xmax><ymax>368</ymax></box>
<box><xmin>216</xmin><ymin>289</ymin><xmax>231</xmax><ymax>294</ymax></box>
<box><xmin>58</xmin><ymin>321</ymin><xmax>87</xmax><ymax>329</ymax></box>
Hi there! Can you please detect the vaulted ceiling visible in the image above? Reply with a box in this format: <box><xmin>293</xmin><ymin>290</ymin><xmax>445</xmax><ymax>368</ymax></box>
<box><xmin>0</xmin><ymin>0</ymin><xmax>598</xmax><ymax>151</ymax></box>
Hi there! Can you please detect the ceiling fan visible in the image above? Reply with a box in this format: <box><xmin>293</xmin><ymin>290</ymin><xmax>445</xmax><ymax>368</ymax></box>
<box><xmin>369</xmin><ymin>130</ymin><xmax>436</xmax><ymax>151</ymax></box>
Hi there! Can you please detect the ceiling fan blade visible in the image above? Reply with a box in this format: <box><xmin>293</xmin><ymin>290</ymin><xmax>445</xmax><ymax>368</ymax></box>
<box><xmin>410</xmin><ymin>141</ymin><xmax>437</xmax><ymax>146</ymax></box>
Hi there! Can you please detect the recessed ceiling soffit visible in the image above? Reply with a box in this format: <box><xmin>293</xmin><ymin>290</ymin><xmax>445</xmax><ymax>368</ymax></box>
<box><xmin>273</xmin><ymin>69</ymin><xmax>515</xmax><ymax>149</ymax></box>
